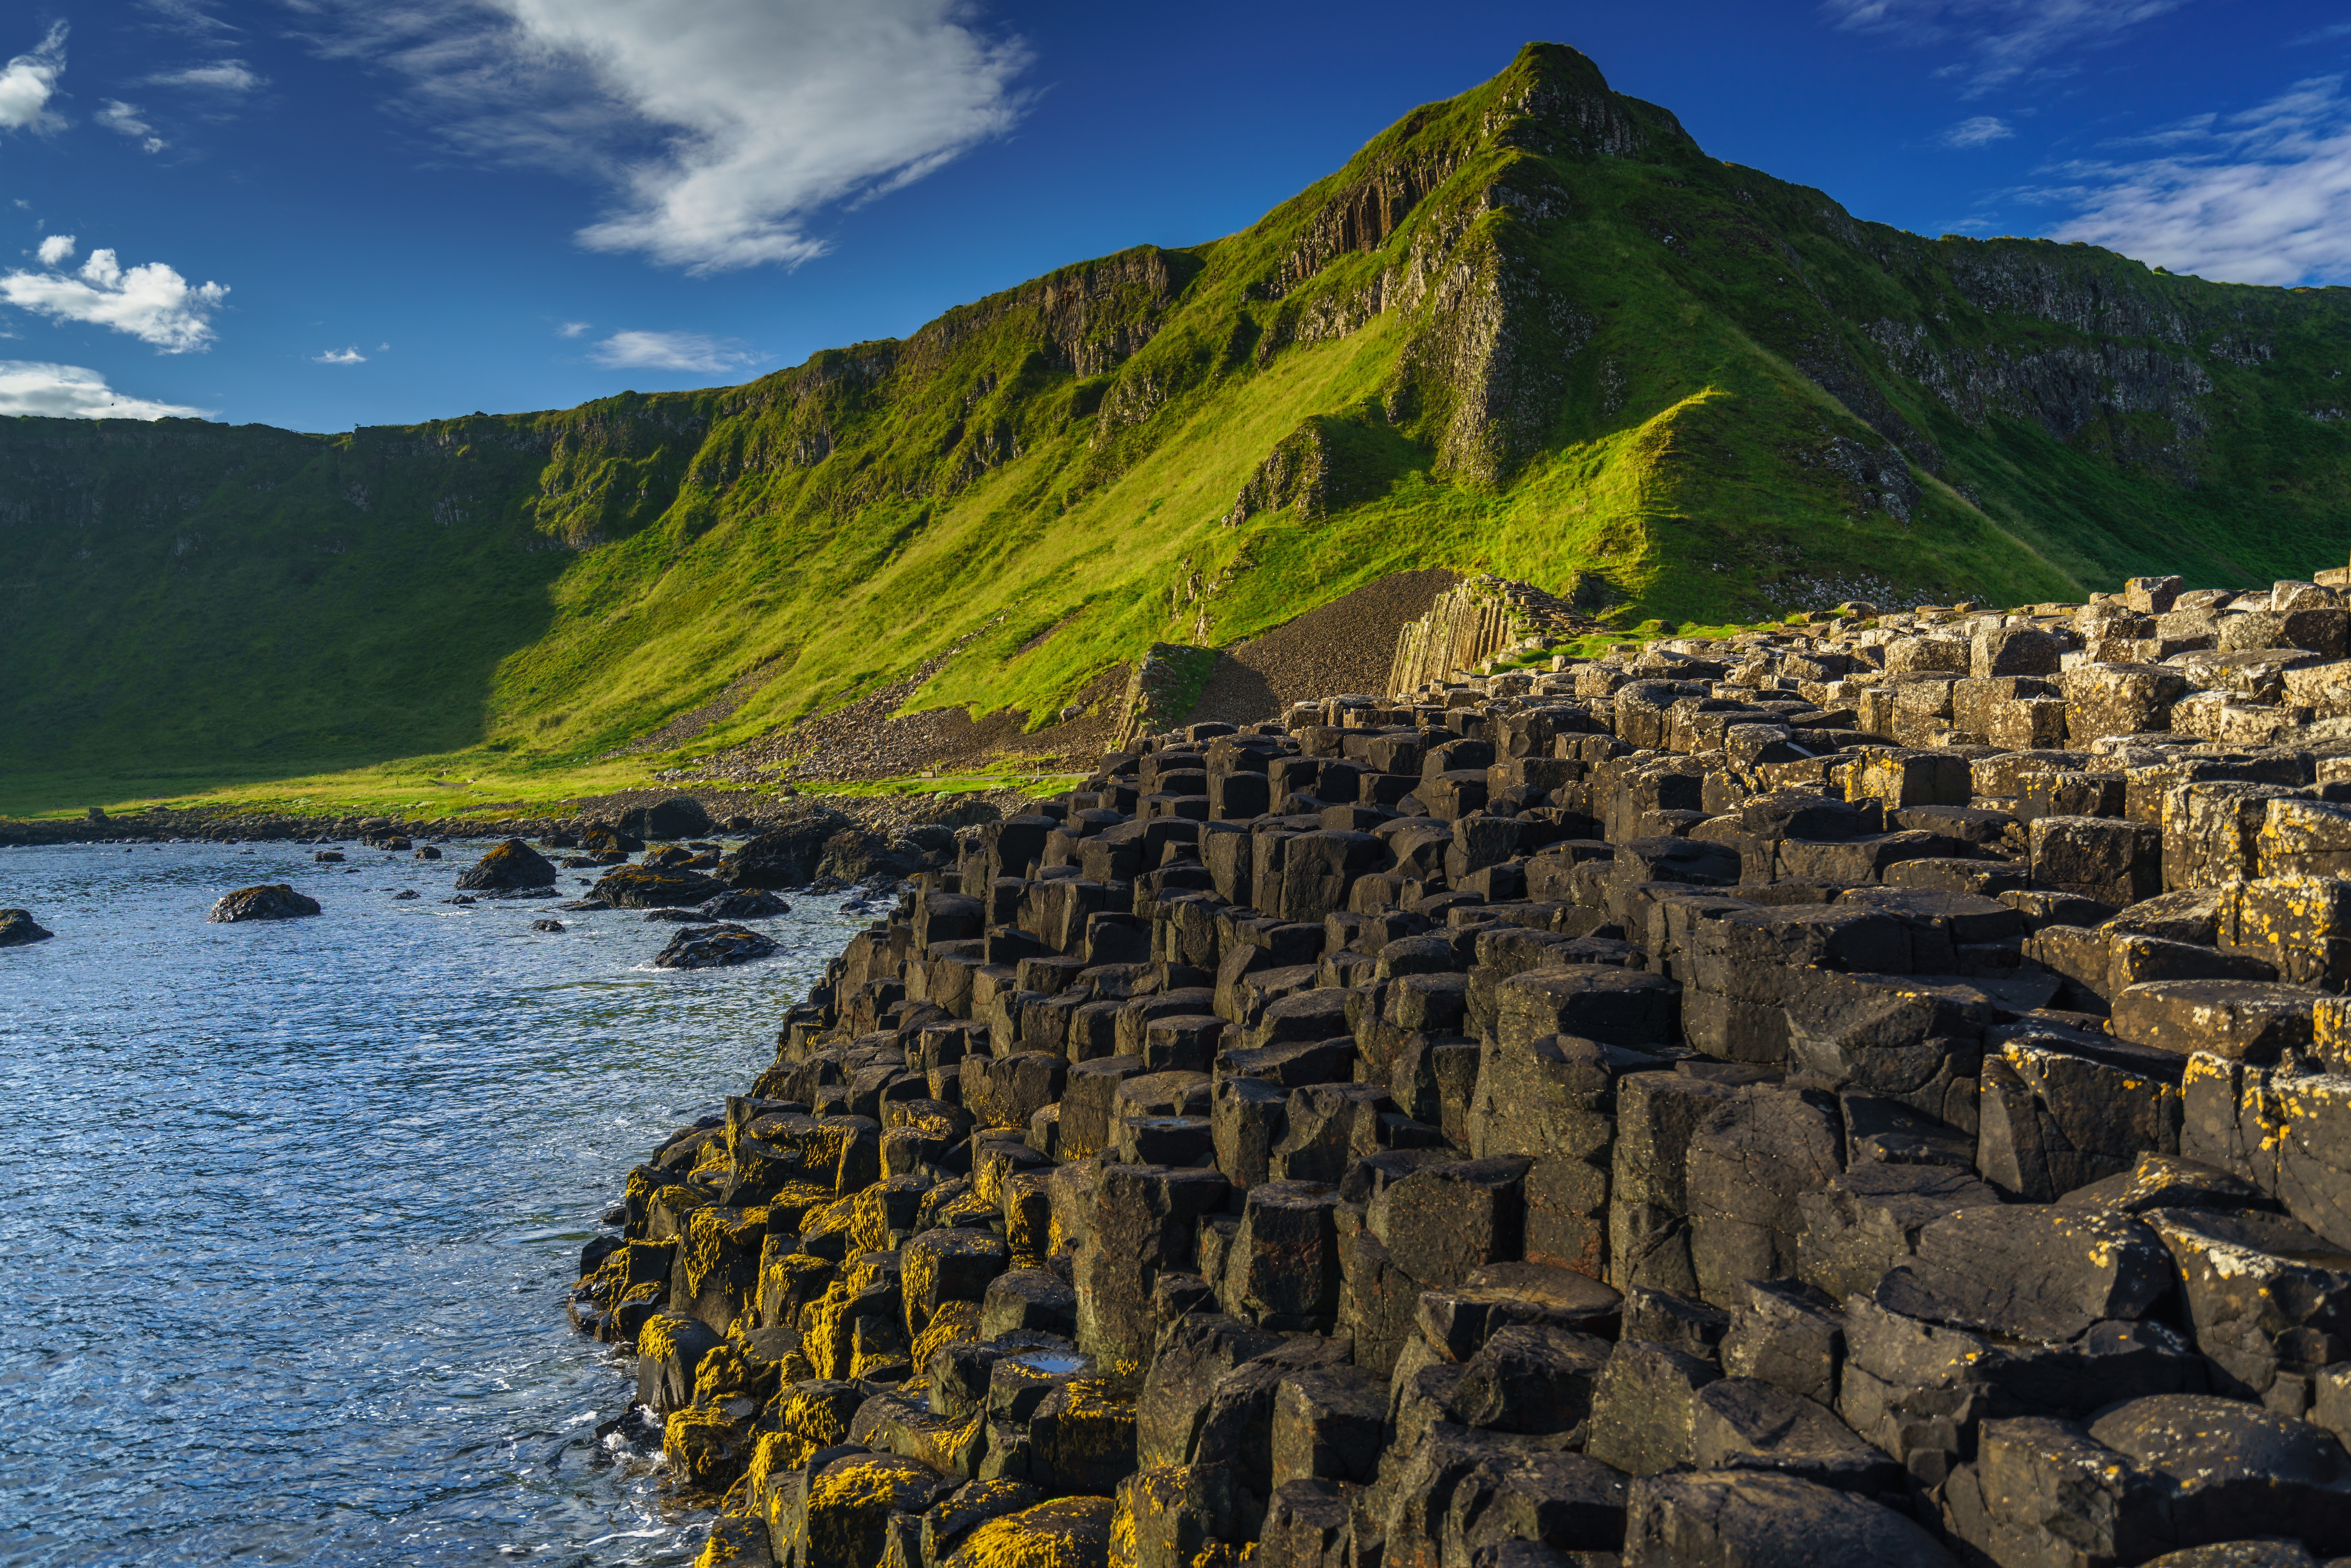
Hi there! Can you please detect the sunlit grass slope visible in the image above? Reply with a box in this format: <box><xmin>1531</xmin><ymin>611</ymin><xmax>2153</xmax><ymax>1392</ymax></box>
<box><xmin>4</xmin><ymin>42</ymin><xmax>2347</xmax><ymax>817</ymax></box>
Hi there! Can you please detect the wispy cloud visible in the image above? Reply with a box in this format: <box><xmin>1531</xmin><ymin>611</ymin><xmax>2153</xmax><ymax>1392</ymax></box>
<box><xmin>2036</xmin><ymin>75</ymin><xmax>2351</xmax><ymax>285</ymax></box>
<box><xmin>0</xmin><ymin>22</ymin><xmax>67</xmax><ymax>133</ymax></box>
<box><xmin>1825</xmin><ymin>0</ymin><xmax>2186</xmax><ymax>96</ymax></box>
<box><xmin>1940</xmin><ymin>114</ymin><xmax>2015</xmax><ymax>147</ymax></box>
<box><xmin>588</xmin><ymin>329</ymin><xmax>753</xmax><ymax>374</ymax></box>
<box><xmin>556</xmin><ymin>320</ymin><xmax>590</xmax><ymax>337</ymax></box>
<box><xmin>141</xmin><ymin>0</ymin><xmax>238</xmax><ymax>39</ymax></box>
<box><xmin>314</xmin><ymin>345</ymin><xmax>365</xmax><ymax>364</ymax></box>
<box><xmin>2293</xmin><ymin>22</ymin><xmax>2351</xmax><ymax>46</ymax></box>
<box><xmin>97</xmin><ymin>99</ymin><xmax>169</xmax><ymax>153</ymax></box>
<box><xmin>0</xmin><ymin>358</ymin><xmax>211</xmax><ymax>419</ymax></box>
<box><xmin>0</xmin><ymin>239</ymin><xmax>229</xmax><ymax>352</ymax></box>
<box><xmin>295</xmin><ymin>0</ymin><xmax>1032</xmax><ymax>273</ymax></box>
<box><xmin>147</xmin><ymin>59</ymin><xmax>262</xmax><ymax>92</ymax></box>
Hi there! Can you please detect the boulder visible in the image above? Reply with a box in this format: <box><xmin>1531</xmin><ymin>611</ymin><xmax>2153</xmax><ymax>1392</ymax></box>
<box><xmin>653</xmin><ymin>923</ymin><xmax>779</xmax><ymax>969</ymax></box>
<box><xmin>614</xmin><ymin>795</ymin><xmax>712</xmax><ymax>842</ymax></box>
<box><xmin>0</xmin><ymin>908</ymin><xmax>54</xmax><ymax>945</ymax></box>
<box><xmin>722</xmin><ymin>810</ymin><xmax>855</xmax><ymax>888</ymax></box>
<box><xmin>702</xmin><ymin>888</ymin><xmax>793</xmax><ymax>919</ymax></box>
<box><xmin>594</xmin><ymin>865</ymin><xmax>731</xmax><ymax>909</ymax></box>
<box><xmin>207</xmin><ymin>884</ymin><xmax>321</xmax><ymax>922</ymax></box>
<box><xmin>454</xmin><ymin>837</ymin><xmax>558</xmax><ymax>891</ymax></box>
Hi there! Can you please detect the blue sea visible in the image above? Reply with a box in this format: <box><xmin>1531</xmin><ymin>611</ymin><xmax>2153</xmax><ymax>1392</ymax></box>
<box><xmin>0</xmin><ymin>840</ymin><xmax>869</xmax><ymax>1567</ymax></box>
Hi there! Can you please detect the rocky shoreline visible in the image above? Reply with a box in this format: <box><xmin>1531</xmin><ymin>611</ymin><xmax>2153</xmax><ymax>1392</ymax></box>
<box><xmin>0</xmin><ymin>788</ymin><xmax>1024</xmax><ymax>858</ymax></box>
<box><xmin>574</xmin><ymin>576</ymin><xmax>2351</xmax><ymax>1562</ymax></box>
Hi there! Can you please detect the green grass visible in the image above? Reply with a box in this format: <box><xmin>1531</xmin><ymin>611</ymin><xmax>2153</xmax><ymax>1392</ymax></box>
<box><xmin>4</xmin><ymin>42</ymin><xmax>2349</xmax><ymax>821</ymax></box>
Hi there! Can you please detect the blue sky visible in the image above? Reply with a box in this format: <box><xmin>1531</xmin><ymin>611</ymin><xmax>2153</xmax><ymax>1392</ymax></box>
<box><xmin>0</xmin><ymin>0</ymin><xmax>2344</xmax><ymax>433</ymax></box>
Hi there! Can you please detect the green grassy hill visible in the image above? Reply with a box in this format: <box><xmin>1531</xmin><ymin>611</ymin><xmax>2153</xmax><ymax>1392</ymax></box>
<box><xmin>5</xmin><ymin>42</ymin><xmax>2349</xmax><ymax>816</ymax></box>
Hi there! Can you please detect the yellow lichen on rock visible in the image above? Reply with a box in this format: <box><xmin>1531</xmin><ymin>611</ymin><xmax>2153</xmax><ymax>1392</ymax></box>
<box><xmin>945</xmin><ymin>1497</ymin><xmax>1117</xmax><ymax>1568</ymax></box>
<box><xmin>913</xmin><ymin>1298</ymin><xmax>984</xmax><ymax>1370</ymax></box>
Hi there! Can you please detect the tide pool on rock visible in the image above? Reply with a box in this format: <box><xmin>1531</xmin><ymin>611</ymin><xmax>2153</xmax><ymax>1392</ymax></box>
<box><xmin>0</xmin><ymin>839</ymin><xmax>871</xmax><ymax>1566</ymax></box>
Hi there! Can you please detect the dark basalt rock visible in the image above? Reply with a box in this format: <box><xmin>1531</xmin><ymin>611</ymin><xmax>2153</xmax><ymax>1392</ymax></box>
<box><xmin>572</xmin><ymin>559</ymin><xmax>2351</xmax><ymax>1568</ymax></box>
<box><xmin>594</xmin><ymin>864</ymin><xmax>731</xmax><ymax>909</ymax></box>
<box><xmin>719</xmin><ymin>810</ymin><xmax>855</xmax><ymax>888</ymax></box>
<box><xmin>207</xmin><ymin>884</ymin><xmax>321</xmax><ymax>922</ymax></box>
<box><xmin>611</xmin><ymin>796</ymin><xmax>711</xmax><ymax>843</ymax></box>
<box><xmin>0</xmin><ymin>908</ymin><xmax>54</xmax><ymax>945</ymax></box>
<box><xmin>702</xmin><ymin>888</ymin><xmax>793</xmax><ymax>919</ymax></box>
<box><xmin>653</xmin><ymin>922</ymin><xmax>778</xmax><ymax>969</ymax></box>
<box><xmin>455</xmin><ymin>837</ymin><xmax>558</xmax><ymax>891</ymax></box>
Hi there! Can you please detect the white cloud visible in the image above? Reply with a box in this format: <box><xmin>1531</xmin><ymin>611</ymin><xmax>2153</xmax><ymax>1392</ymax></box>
<box><xmin>314</xmin><ymin>345</ymin><xmax>365</xmax><ymax>363</ymax></box>
<box><xmin>0</xmin><ymin>22</ymin><xmax>67</xmax><ymax>133</ymax></box>
<box><xmin>2040</xmin><ymin>76</ymin><xmax>2351</xmax><ymax>285</ymax></box>
<box><xmin>147</xmin><ymin>60</ymin><xmax>262</xmax><ymax>92</ymax></box>
<box><xmin>142</xmin><ymin>1</ymin><xmax>237</xmax><ymax>39</ymax></box>
<box><xmin>0</xmin><ymin>358</ymin><xmax>210</xmax><ymax>419</ymax></box>
<box><xmin>588</xmin><ymin>329</ymin><xmax>753</xmax><ymax>373</ymax></box>
<box><xmin>557</xmin><ymin>319</ymin><xmax>590</xmax><ymax>337</ymax></box>
<box><xmin>300</xmin><ymin>0</ymin><xmax>1030</xmax><ymax>273</ymax></box>
<box><xmin>1940</xmin><ymin>114</ymin><xmax>2015</xmax><ymax>147</ymax></box>
<box><xmin>97</xmin><ymin>100</ymin><xmax>169</xmax><ymax>153</ymax></box>
<box><xmin>1825</xmin><ymin>0</ymin><xmax>2185</xmax><ymax>96</ymax></box>
<box><xmin>0</xmin><ymin>246</ymin><xmax>228</xmax><ymax>352</ymax></box>
<box><xmin>35</xmin><ymin>233</ymin><xmax>73</xmax><ymax>265</ymax></box>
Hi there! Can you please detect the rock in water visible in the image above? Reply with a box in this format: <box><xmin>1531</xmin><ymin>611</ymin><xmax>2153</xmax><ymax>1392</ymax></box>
<box><xmin>531</xmin><ymin>918</ymin><xmax>566</xmax><ymax>933</ymax></box>
<box><xmin>208</xmin><ymin>885</ymin><xmax>321</xmax><ymax>922</ymax></box>
<box><xmin>616</xmin><ymin>795</ymin><xmax>711</xmax><ymax>842</ymax></box>
<box><xmin>701</xmin><ymin>888</ymin><xmax>792</xmax><ymax>919</ymax></box>
<box><xmin>593</xmin><ymin>865</ymin><xmax>730</xmax><ymax>909</ymax></box>
<box><xmin>454</xmin><ymin>837</ymin><xmax>558</xmax><ymax>891</ymax></box>
<box><xmin>718</xmin><ymin>810</ymin><xmax>852</xmax><ymax>888</ymax></box>
<box><xmin>0</xmin><ymin>909</ymin><xmax>55</xmax><ymax>945</ymax></box>
<box><xmin>652</xmin><ymin>922</ymin><xmax>777</xmax><ymax>969</ymax></box>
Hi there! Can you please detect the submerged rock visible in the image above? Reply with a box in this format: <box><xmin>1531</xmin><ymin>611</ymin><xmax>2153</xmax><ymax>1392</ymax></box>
<box><xmin>208</xmin><ymin>884</ymin><xmax>321</xmax><ymax>922</ymax></box>
<box><xmin>644</xmin><ymin>907</ymin><xmax>708</xmax><ymax>923</ymax></box>
<box><xmin>455</xmin><ymin>837</ymin><xmax>558</xmax><ymax>891</ymax></box>
<box><xmin>0</xmin><ymin>908</ymin><xmax>55</xmax><ymax>945</ymax></box>
<box><xmin>653</xmin><ymin>922</ymin><xmax>777</xmax><ymax>969</ymax></box>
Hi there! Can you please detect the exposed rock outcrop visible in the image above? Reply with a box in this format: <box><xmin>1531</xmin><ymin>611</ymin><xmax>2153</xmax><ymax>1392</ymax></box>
<box><xmin>0</xmin><ymin>908</ymin><xmax>54</xmax><ymax>945</ymax></box>
<box><xmin>454</xmin><ymin>838</ymin><xmax>560</xmax><ymax>891</ymax></box>
<box><xmin>208</xmin><ymin>885</ymin><xmax>321</xmax><ymax>922</ymax></box>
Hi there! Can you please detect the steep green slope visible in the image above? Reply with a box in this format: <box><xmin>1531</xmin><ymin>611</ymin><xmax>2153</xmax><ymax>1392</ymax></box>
<box><xmin>4</xmin><ymin>42</ymin><xmax>2349</xmax><ymax>813</ymax></box>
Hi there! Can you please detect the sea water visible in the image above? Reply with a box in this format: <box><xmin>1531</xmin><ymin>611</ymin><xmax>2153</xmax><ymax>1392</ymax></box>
<box><xmin>0</xmin><ymin>840</ymin><xmax>870</xmax><ymax>1567</ymax></box>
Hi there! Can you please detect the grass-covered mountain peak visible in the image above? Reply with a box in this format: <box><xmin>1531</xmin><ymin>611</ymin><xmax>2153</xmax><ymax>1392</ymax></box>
<box><xmin>3</xmin><ymin>41</ymin><xmax>2347</xmax><ymax>815</ymax></box>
